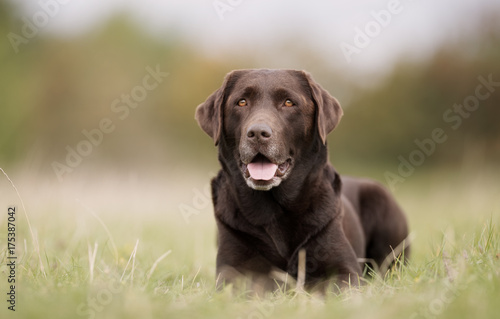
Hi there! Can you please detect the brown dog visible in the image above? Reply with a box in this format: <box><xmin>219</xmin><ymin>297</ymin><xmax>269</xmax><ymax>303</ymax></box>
<box><xmin>195</xmin><ymin>69</ymin><xmax>409</xmax><ymax>292</ymax></box>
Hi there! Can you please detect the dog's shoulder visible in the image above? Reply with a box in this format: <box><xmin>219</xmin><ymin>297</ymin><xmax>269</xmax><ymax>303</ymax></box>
<box><xmin>210</xmin><ymin>170</ymin><xmax>246</xmax><ymax>227</ymax></box>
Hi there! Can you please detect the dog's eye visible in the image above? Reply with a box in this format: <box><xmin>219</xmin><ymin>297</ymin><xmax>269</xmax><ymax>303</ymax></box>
<box><xmin>237</xmin><ymin>99</ymin><xmax>247</xmax><ymax>107</ymax></box>
<box><xmin>284</xmin><ymin>99</ymin><xmax>294</xmax><ymax>107</ymax></box>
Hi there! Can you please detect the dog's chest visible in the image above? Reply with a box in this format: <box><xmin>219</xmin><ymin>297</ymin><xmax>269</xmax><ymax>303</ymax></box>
<box><xmin>256</xmin><ymin>216</ymin><xmax>315</xmax><ymax>264</ymax></box>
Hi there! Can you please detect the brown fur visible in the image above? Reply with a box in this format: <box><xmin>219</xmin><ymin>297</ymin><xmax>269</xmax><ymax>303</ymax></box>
<box><xmin>195</xmin><ymin>69</ymin><xmax>409</xmax><ymax>292</ymax></box>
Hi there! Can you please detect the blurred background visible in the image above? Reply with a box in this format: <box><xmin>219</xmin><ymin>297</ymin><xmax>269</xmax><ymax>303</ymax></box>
<box><xmin>0</xmin><ymin>0</ymin><xmax>499</xmax><ymax>227</ymax></box>
<box><xmin>1</xmin><ymin>3</ymin><xmax>499</xmax><ymax>317</ymax></box>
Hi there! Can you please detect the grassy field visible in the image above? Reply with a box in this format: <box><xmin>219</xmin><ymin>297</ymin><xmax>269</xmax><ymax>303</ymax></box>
<box><xmin>0</xmin><ymin>167</ymin><xmax>499</xmax><ymax>319</ymax></box>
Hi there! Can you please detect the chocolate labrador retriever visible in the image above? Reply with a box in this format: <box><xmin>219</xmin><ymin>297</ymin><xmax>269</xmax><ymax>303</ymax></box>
<box><xmin>195</xmin><ymin>69</ymin><xmax>409</xmax><ymax>292</ymax></box>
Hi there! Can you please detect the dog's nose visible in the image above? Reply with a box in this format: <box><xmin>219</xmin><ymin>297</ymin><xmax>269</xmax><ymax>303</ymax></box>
<box><xmin>247</xmin><ymin>123</ymin><xmax>272</xmax><ymax>141</ymax></box>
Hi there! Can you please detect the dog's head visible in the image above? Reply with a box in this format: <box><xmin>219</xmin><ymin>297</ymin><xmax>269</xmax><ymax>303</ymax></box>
<box><xmin>196</xmin><ymin>69</ymin><xmax>343</xmax><ymax>191</ymax></box>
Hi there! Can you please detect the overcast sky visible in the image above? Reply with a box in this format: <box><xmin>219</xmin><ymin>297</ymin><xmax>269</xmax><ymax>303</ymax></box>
<box><xmin>10</xmin><ymin>0</ymin><xmax>500</xmax><ymax>74</ymax></box>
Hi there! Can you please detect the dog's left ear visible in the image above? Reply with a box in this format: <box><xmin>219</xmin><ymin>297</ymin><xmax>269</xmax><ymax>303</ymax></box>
<box><xmin>297</xmin><ymin>71</ymin><xmax>343</xmax><ymax>145</ymax></box>
<box><xmin>195</xmin><ymin>71</ymin><xmax>241</xmax><ymax>146</ymax></box>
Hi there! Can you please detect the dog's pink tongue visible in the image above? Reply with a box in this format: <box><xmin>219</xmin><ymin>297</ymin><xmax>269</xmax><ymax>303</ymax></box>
<box><xmin>247</xmin><ymin>160</ymin><xmax>278</xmax><ymax>181</ymax></box>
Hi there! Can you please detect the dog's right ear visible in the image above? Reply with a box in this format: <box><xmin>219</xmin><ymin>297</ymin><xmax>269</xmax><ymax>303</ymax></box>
<box><xmin>195</xmin><ymin>71</ymin><xmax>240</xmax><ymax>146</ymax></box>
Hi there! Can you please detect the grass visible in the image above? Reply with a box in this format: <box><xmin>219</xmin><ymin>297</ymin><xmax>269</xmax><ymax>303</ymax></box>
<box><xmin>0</xmin><ymin>168</ymin><xmax>499</xmax><ymax>319</ymax></box>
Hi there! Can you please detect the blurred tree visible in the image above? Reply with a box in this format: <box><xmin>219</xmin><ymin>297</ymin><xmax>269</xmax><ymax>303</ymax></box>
<box><xmin>0</xmin><ymin>4</ymin><xmax>498</xmax><ymax>178</ymax></box>
<box><xmin>330</xmin><ymin>13</ymin><xmax>500</xmax><ymax>176</ymax></box>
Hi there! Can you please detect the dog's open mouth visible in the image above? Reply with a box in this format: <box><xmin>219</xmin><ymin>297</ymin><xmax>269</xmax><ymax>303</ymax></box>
<box><xmin>241</xmin><ymin>154</ymin><xmax>291</xmax><ymax>190</ymax></box>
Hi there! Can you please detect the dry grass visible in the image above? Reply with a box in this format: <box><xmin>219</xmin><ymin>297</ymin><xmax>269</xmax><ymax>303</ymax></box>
<box><xmin>0</xmin><ymin>167</ymin><xmax>498</xmax><ymax>319</ymax></box>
